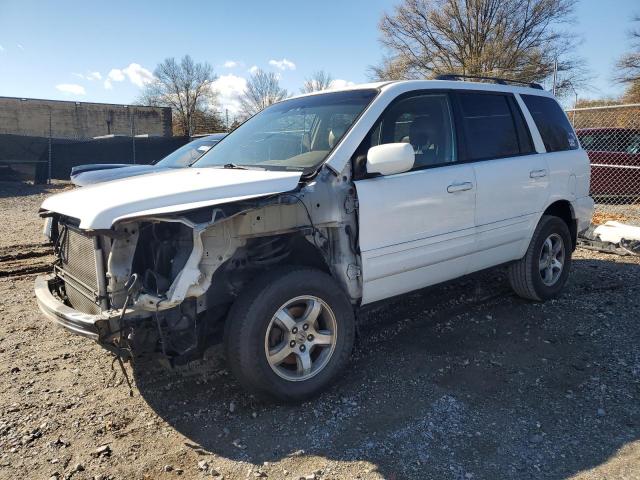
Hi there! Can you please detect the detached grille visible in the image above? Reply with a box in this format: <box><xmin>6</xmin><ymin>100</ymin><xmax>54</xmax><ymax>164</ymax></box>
<box><xmin>56</xmin><ymin>227</ymin><xmax>105</xmax><ymax>315</ymax></box>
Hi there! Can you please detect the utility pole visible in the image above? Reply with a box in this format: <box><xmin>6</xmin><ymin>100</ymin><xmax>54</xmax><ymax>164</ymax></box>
<box><xmin>225</xmin><ymin>109</ymin><xmax>229</xmax><ymax>131</ymax></box>
<box><xmin>552</xmin><ymin>58</ymin><xmax>558</xmax><ymax>96</ymax></box>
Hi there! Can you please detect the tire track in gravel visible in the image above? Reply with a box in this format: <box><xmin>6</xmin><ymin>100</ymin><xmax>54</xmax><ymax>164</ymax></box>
<box><xmin>0</xmin><ymin>243</ymin><xmax>53</xmax><ymax>278</ymax></box>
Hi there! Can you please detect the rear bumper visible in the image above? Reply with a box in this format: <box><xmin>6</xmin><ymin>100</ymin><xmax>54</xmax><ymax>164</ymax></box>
<box><xmin>34</xmin><ymin>274</ymin><xmax>114</xmax><ymax>341</ymax></box>
<box><xmin>573</xmin><ymin>196</ymin><xmax>595</xmax><ymax>233</ymax></box>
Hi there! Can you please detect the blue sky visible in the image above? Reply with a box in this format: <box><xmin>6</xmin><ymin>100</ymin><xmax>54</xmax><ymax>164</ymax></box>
<box><xmin>0</xmin><ymin>0</ymin><xmax>637</xmax><ymax>117</ymax></box>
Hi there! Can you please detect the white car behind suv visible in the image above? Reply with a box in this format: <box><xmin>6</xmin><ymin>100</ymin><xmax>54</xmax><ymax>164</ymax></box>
<box><xmin>35</xmin><ymin>76</ymin><xmax>593</xmax><ymax>401</ymax></box>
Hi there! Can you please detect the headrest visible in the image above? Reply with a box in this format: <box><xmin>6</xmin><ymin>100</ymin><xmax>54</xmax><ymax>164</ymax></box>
<box><xmin>329</xmin><ymin>122</ymin><xmax>348</xmax><ymax>148</ymax></box>
<box><xmin>409</xmin><ymin>116</ymin><xmax>433</xmax><ymax>147</ymax></box>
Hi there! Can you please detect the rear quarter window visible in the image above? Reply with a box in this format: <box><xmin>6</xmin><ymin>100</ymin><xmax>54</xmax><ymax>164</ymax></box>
<box><xmin>521</xmin><ymin>94</ymin><xmax>579</xmax><ymax>152</ymax></box>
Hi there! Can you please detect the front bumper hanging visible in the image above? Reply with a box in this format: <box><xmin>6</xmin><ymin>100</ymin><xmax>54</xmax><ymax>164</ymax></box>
<box><xmin>34</xmin><ymin>274</ymin><xmax>117</xmax><ymax>340</ymax></box>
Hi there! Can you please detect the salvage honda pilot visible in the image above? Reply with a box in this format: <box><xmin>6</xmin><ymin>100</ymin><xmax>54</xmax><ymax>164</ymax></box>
<box><xmin>35</xmin><ymin>77</ymin><xmax>594</xmax><ymax>401</ymax></box>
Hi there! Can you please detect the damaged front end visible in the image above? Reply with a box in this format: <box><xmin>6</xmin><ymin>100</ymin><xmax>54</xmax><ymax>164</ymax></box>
<box><xmin>36</xmin><ymin>168</ymin><xmax>362</xmax><ymax>365</ymax></box>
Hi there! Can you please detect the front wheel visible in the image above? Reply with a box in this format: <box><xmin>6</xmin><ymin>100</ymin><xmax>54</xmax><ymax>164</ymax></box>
<box><xmin>224</xmin><ymin>266</ymin><xmax>355</xmax><ymax>402</ymax></box>
<box><xmin>508</xmin><ymin>215</ymin><xmax>572</xmax><ymax>301</ymax></box>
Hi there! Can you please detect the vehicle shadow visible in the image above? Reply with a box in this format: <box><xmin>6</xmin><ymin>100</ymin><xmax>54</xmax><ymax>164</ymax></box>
<box><xmin>132</xmin><ymin>256</ymin><xmax>640</xmax><ymax>479</ymax></box>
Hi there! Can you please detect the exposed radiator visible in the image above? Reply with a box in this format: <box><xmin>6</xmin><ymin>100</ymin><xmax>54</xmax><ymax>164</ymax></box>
<box><xmin>56</xmin><ymin>226</ymin><xmax>106</xmax><ymax>315</ymax></box>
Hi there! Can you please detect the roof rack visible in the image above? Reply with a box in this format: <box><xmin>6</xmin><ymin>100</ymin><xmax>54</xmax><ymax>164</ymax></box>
<box><xmin>434</xmin><ymin>74</ymin><xmax>544</xmax><ymax>90</ymax></box>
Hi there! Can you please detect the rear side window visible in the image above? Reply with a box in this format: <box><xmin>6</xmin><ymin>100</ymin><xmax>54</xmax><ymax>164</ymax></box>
<box><xmin>457</xmin><ymin>93</ymin><xmax>531</xmax><ymax>161</ymax></box>
<box><xmin>521</xmin><ymin>94</ymin><xmax>579</xmax><ymax>152</ymax></box>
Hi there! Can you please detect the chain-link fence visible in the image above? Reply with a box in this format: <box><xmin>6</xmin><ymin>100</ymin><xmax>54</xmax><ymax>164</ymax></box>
<box><xmin>0</xmin><ymin>97</ymin><xmax>194</xmax><ymax>183</ymax></box>
<box><xmin>565</xmin><ymin>103</ymin><xmax>640</xmax><ymax>226</ymax></box>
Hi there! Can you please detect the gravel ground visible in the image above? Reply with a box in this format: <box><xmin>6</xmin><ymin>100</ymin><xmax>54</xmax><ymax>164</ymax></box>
<box><xmin>593</xmin><ymin>203</ymin><xmax>640</xmax><ymax>226</ymax></box>
<box><xmin>1</xmin><ymin>181</ymin><xmax>639</xmax><ymax>480</ymax></box>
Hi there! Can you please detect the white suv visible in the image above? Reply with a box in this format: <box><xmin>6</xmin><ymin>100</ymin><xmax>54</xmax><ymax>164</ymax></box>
<box><xmin>35</xmin><ymin>78</ymin><xmax>593</xmax><ymax>401</ymax></box>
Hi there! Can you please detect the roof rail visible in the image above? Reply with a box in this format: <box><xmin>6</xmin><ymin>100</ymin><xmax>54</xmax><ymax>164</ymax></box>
<box><xmin>434</xmin><ymin>74</ymin><xmax>544</xmax><ymax>90</ymax></box>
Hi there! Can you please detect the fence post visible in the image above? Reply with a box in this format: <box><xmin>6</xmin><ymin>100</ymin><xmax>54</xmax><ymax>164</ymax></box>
<box><xmin>48</xmin><ymin>107</ymin><xmax>52</xmax><ymax>185</ymax></box>
<box><xmin>130</xmin><ymin>108</ymin><xmax>136</xmax><ymax>164</ymax></box>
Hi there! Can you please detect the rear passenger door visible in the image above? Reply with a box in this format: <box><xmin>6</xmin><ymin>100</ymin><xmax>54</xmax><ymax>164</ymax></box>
<box><xmin>454</xmin><ymin>91</ymin><xmax>549</xmax><ymax>271</ymax></box>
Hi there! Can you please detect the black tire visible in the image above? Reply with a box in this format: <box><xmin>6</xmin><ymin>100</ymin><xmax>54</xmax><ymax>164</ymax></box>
<box><xmin>508</xmin><ymin>215</ymin><xmax>573</xmax><ymax>301</ymax></box>
<box><xmin>224</xmin><ymin>266</ymin><xmax>355</xmax><ymax>402</ymax></box>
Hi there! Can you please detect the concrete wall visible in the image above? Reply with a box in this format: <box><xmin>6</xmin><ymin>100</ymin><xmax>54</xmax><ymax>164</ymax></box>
<box><xmin>0</xmin><ymin>96</ymin><xmax>172</xmax><ymax>138</ymax></box>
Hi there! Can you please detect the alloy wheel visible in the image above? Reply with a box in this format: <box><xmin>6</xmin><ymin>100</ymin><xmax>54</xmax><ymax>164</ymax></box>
<box><xmin>539</xmin><ymin>233</ymin><xmax>565</xmax><ymax>286</ymax></box>
<box><xmin>264</xmin><ymin>295</ymin><xmax>337</xmax><ymax>382</ymax></box>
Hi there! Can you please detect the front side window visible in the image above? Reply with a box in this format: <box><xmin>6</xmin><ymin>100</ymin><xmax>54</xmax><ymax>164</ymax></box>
<box><xmin>522</xmin><ymin>94</ymin><xmax>579</xmax><ymax>152</ymax></box>
<box><xmin>370</xmin><ymin>93</ymin><xmax>456</xmax><ymax>169</ymax></box>
<box><xmin>457</xmin><ymin>93</ymin><xmax>526</xmax><ymax>161</ymax></box>
<box><xmin>194</xmin><ymin>89</ymin><xmax>377</xmax><ymax>172</ymax></box>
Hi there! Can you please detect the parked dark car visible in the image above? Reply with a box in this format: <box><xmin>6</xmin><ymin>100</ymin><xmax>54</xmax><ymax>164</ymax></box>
<box><xmin>576</xmin><ymin>128</ymin><xmax>640</xmax><ymax>198</ymax></box>
<box><xmin>70</xmin><ymin>133</ymin><xmax>227</xmax><ymax>186</ymax></box>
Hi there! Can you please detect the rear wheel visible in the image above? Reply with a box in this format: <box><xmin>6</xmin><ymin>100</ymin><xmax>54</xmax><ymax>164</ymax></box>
<box><xmin>508</xmin><ymin>215</ymin><xmax>572</xmax><ymax>301</ymax></box>
<box><xmin>224</xmin><ymin>266</ymin><xmax>355</xmax><ymax>402</ymax></box>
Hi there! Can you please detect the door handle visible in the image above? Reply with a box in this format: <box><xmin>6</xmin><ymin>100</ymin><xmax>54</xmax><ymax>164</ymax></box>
<box><xmin>447</xmin><ymin>182</ymin><xmax>473</xmax><ymax>193</ymax></box>
<box><xmin>530</xmin><ymin>169</ymin><xmax>548</xmax><ymax>178</ymax></box>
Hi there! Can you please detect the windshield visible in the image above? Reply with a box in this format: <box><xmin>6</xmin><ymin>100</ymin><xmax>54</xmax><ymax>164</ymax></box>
<box><xmin>193</xmin><ymin>89</ymin><xmax>378</xmax><ymax>171</ymax></box>
<box><xmin>155</xmin><ymin>136</ymin><xmax>222</xmax><ymax>168</ymax></box>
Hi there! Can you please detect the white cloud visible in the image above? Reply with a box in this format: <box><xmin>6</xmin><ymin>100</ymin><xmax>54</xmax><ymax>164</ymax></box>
<box><xmin>122</xmin><ymin>63</ymin><xmax>154</xmax><ymax>87</ymax></box>
<box><xmin>104</xmin><ymin>68</ymin><xmax>124</xmax><ymax>89</ymax></box>
<box><xmin>104</xmin><ymin>68</ymin><xmax>125</xmax><ymax>90</ymax></box>
<box><xmin>248</xmin><ymin>65</ymin><xmax>259</xmax><ymax>75</ymax></box>
<box><xmin>108</xmin><ymin>68</ymin><xmax>126</xmax><ymax>82</ymax></box>
<box><xmin>268</xmin><ymin>58</ymin><xmax>296</xmax><ymax>71</ymax></box>
<box><xmin>104</xmin><ymin>63</ymin><xmax>153</xmax><ymax>90</ymax></box>
<box><xmin>73</xmin><ymin>71</ymin><xmax>103</xmax><ymax>81</ymax></box>
<box><xmin>55</xmin><ymin>83</ymin><xmax>86</xmax><ymax>96</ymax></box>
<box><xmin>329</xmin><ymin>79</ymin><xmax>356</xmax><ymax>90</ymax></box>
<box><xmin>0</xmin><ymin>45</ymin><xmax>4</xmax><ymax>52</ymax></box>
<box><xmin>223</xmin><ymin>60</ymin><xmax>241</xmax><ymax>68</ymax></box>
<box><xmin>104</xmin><ymin>68</ymin><xmax>123</xmax><ymax>90</ymax></box>
<box><xmin>17</xmin><ymin>43</ymin><xmax>23</xmax><ymax>50</ymax></box>
<box><xmin>211</xmin><ymin>74</ymin><xmax>248</xmax><ymax>115</ymax></box>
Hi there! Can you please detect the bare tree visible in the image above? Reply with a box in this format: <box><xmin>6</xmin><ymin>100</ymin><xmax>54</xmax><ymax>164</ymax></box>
<box><xmin>615</xmin><ymin>15</ymin><xmax>640</xmax><ymax>102</ymax></box>
<box><xmin>372</xmin><ymin>0</ymin><xmax>585</xmax><ymax>90</ymax></box>
<box><xmin>238</xmin><ymin>69</ymin><xmax>289</xmax><ymax>118</ymax></box>
<box><xmin>301</xmin><ymin>70</ymin><xmax>334</xmax><ymax>93</ymax></box>
<box><xmin>139</xmin><ymin>55</ymin><xmax>218</xmax><ymax>136</ymax></box>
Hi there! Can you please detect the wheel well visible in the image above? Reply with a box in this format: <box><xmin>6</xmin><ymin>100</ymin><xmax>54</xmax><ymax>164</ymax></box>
<box><xmin>209</xmin><ymin>232</ymin><xmax>331</xmax><ymax>301</ymax></box>
<box><xmin>283</xmin><ymin>234</ymin><xmax>331</xmax><ymax>273</ymax></box>
<box><xmin>204</xmin><ymin>232</ymin><xmax>331</xmax><ymax>323</ymax></box>
<box><xmin>544</xmin><ymin>201</ymin><xmax>577</xmax><ymax>249</ymax></box>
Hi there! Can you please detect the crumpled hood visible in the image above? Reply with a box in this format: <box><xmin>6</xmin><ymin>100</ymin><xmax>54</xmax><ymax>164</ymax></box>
<box><xmin>41</xmin><ymin>167</ymin><xmax>302</xmax><ymax>229</ymax></box>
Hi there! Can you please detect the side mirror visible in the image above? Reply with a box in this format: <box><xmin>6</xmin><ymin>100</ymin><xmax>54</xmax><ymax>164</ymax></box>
<box><xmin>366</xmin><ymin>143</ymin><xmax>415</xmax><ymax>176</ymax></box>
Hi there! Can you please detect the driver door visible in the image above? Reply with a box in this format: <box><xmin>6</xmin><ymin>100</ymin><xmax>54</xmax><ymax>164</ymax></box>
<box><xmin>354</xmin><ymin>93</ymin><xmax>477</xmax><ymax>304</ymax></box>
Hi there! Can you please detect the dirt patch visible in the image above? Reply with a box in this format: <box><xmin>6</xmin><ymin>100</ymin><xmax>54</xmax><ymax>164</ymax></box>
<box><xmin>1</xmin><ymin>182</ymin><xmax>639</xmax><ymax>480</ymax></box>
